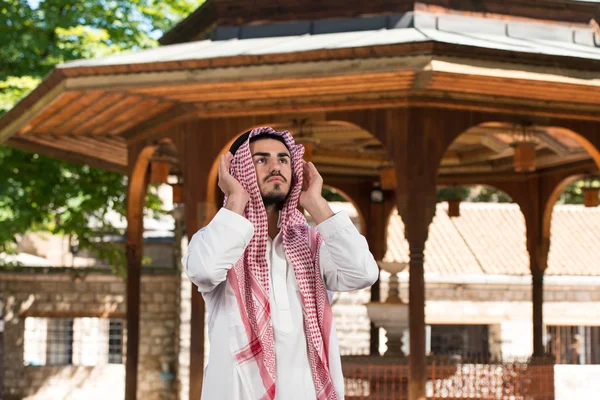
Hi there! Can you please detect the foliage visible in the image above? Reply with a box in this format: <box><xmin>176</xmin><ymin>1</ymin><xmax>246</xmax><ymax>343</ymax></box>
<box><xmin>0</xmin><ymin>0</ymin><xmax>204</xmax><ymax>272</ymax></box>
<box><xmin>437</xmin><ymin>186</ymin><xmax>471</xmax><ymax>202</ymax></box>
<box><xmin>557</xmin><ymin>178</ymin><xmax>600</xmax><ymax>205</ymax></box>
<box><xmin>468</xmin><ymin>186</ymin><xmax>513</xmax><ymax>203</ymax></box>
<box><xmin>322</xmin><ymin>187</ymin><xmax>347</xmax><ymax>202</ymax></box>
<box><xmin>0</xmin><ymin>146</ymin><xmax>164</xmax><ymax>275</ymax></box>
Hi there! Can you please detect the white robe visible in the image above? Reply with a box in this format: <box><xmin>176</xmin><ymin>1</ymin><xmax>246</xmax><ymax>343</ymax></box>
<box><xmin>182</xmin><ymin>208</ymin><xmax>378</xmax><ymax>400</ymax></box>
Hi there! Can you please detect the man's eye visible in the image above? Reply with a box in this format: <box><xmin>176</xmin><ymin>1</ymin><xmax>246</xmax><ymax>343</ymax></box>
<box><xmin>256</xmin><ymin>158</ymin><xmax>265</xmax><ymax>164</ymax></box>
<box><xmin>279</xmin><ymin>158</ymin><xmax>288</xmax><ymax>164</ymax></box>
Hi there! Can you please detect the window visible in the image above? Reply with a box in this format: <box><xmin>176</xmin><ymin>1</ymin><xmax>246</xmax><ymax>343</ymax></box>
<box><xmin>429</xmin><ymin>324</ymin><xmax>490</xmax><ymax>361</ymax></box>
<box><xmin>108</xmin><ymin>320</ymin><xmax>123</xmax><ymax>364</ymax></box>
<box><xmin>47</xmin><ymin>318</ymin><xmax>74</xmax><ymax>365</ymax></box>
<box><xmin>546</xmin><ymin>325</ymin><xmax>600</xmax><ymax>365</ymax></box>
<box><xmin>24</xmin><ymin>317</ymin><xmax>124</xmax><ymax>366</ymax></box>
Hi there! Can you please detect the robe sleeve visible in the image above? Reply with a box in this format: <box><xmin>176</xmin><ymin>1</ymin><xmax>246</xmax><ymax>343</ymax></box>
<box><xmin>316</xmin><ymin>211</ymin><xmax>379</xmax><ymax>292</ymax></box>
<box><xmin>182</xmin><ymin>207</ymin><xmax>254</xmax><ymax>293</ymax></box>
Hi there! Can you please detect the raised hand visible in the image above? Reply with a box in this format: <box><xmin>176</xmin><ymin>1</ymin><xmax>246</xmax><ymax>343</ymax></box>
<box><xmin>299</xmin><ymin>160</ymin><xmax>333</xmax><ymax>224</ymax></box>
<box><xmin>218</xmin><ymin>152</ymin><xmax>249</xmax><ymax>215</ymax></box>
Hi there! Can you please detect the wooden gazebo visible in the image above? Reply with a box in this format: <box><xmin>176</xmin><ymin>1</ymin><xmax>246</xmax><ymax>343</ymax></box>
<box><xmin>2</xmin><ymin>1</ymin><xmax>600</xmax><ymax>399</ymax></box>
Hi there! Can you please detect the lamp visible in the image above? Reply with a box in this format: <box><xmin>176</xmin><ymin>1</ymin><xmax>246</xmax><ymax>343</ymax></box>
<box><xmin>510</xmin><ymin>123</ymin><xmax>537</xmax><ymax>172</ymax></box>
<box><xmin>583</xmin><ymin>174</ymin><xmax>600</xmax><ymax>208</ymax></box>
<box><xmin>169</xmin><ymin>173</ymin><xmax>184</xmax><ymax>204</ymax></box>
<box><xmin>150</xmin><ymin>161</ymin><xmax>170</xmax><ymax>184</ymax></box>
<box><xmin>370</xmin><ymin>182</ymin><xmax>384</xmax><ymax>204</ymax></box>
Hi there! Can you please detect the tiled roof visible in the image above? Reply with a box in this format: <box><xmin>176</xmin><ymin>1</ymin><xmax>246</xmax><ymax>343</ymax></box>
<box><xmin>384</xmin><ymin>203</ymin><xmax>600</xmax><ymax>276</ymax></box>
<box><xmin>546</xmin><ymin>205</ymin><xmax>600</xmax><ymax>276</ymax></box>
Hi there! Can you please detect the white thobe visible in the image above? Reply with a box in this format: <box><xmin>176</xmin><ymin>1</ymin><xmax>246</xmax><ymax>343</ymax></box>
<box><xmin>182</xmin><ymin>208</ymin><xmax>378</xmax><ymax>400</ymax></box>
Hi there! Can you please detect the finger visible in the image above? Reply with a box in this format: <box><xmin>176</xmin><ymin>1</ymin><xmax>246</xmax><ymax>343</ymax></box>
<box><xmin>302</xmin><ymin>160</ymin><xmax>311</xmax><ymax>182</ymax></box>
<box><xmin>309</xmin><ymin>162</ymin><xmax>321</xmax><ymax>179</ymax></box>
<box><xmin>224</xmin><ymin>152</ymin><xmax>233</xmax><ymax>171</ymax></box>
<box><xmin>218</xmin><ymin>154</ymin><xmax>225</xmax><ymax>178</ymax></box>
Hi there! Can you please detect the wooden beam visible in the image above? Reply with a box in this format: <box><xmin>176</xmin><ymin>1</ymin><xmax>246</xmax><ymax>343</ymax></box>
<box><xmin>6</xmin><ymin>136</ymin><xmax>127</xmax><ymax>173</ymax></box>
<box><xmin>312</xmin><ymin>150</ymin><xmax>390</xmax><ymax>169</ymax></box>
<box><xmin>0</xmin><ymin>71</ymin><xmax>66</xmax><ymax>142</ymax></box>
<box><xmin>438</xmin><ymin>160</ymin><xmax>598</xmax><ymax>186</ymax></box>
<box><xmin>187</xmin><ymin>92</ymin><xmax>600</xmax><ymax>122</ymax></box>
<box><xmin>534</xmin><ymin>131</ymin><xmax>570</xmax><ymax>156</ymax></box>
<box><xmin>122</xmin><ymin>105</ymin><xmax>194</xmax><ymax>145</ymax></box>
<box><xmin>480</xmin><ymin>135</ymin><xmax>511</xmax><ymax>153</ymax></box>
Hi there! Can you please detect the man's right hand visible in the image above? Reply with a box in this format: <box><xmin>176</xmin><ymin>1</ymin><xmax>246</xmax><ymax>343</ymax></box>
<box><xmin>218</xmin><ymin>152</ymin><xmax>250</xmax><ymax>215</ymax></box>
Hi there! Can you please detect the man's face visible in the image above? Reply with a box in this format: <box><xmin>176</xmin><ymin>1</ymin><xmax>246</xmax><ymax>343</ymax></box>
<box><xmin>249</xmin><ymin>138</ymin><xmax>292</xmax><ymax>206</ymax></box>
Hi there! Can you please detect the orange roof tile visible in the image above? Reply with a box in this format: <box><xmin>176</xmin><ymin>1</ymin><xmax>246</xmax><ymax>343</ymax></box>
<box><xmin>384</xmin><ymin>203</ymin><xmax>600</xmax><ymax>276</ymax></box>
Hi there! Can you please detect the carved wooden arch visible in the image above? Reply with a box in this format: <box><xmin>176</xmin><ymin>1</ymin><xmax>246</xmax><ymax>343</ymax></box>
<box><xmin>322</xmin><ymin>184</ymin><xmax>367</xmax><ymax>235</ymax></box>
<box><xmin>125</xmin><ymin>143</ymin><xmax>158</xmax><ymax>400</ymax></box>
<box><xmin>205</xmin><ymin>120</ymin><xmax>383</xmax><ymax>208</ymax></box>
<box><xmin>542</xmin><ymin>174</ymin><xmax>584</xmax><ymax>240</ymax></box>
<box><xmin>435</xmin><ymin>117</ymin><xmax>600</xmax><ymax>256</ymax></box>
<box><xmin>205</xmin><ymin>123</ymin><xmax>274</xmax><ymax>209</ymax></box>
<box><xmin>127</xmin><ymin>145</ymin><xmax>158</xmax><ymax>244</ymax></box>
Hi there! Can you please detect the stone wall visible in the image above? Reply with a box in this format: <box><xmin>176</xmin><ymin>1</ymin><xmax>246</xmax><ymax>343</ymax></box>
<box><xmin>0</xmin><ymin>267</ymin><xmax>179</xmax><ymax>400</ymax></box>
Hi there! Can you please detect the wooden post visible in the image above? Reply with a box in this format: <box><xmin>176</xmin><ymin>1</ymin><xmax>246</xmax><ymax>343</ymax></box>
<box><xmin>510</xmin><ymin>175</ymin><xmax>555</xmax><ymax>359</ymax></box>
<box><xmin>366</xmin><ymin>190</ymin><xmax>395</xmax><ymax>355</ymax></box>
<box><xmin>175</xmin><ymin>117</ymin><xmax>269</xmax><ymax>400</ymax></box>
<box><xmin>532</xmin><ymin>269</ymin><xmax>545</xmax><ymax>357</ymax></box>
<box><xmin>385</xmin><ymin>109</ymin><xmax>440</xmax><ymax>400</ymax></box>
<box><xmin>521</xmin><ymin>177</ymin><xmax>550</xmax><ymax>358</ymax></box>
<box><xmin>125</xmin><ymin>146</ymin><xmax>156</xmax><ymax>400</ymax></box>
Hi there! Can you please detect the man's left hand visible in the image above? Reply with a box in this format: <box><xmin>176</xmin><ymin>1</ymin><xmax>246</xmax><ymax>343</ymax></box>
<box><xmin>299</xmin><ymin>160</ymin><xmax>334</xmax><ymax>224</ymax></box>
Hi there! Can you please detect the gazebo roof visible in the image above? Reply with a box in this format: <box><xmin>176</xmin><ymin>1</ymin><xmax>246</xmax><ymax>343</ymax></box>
<box><xmin>1</xmin><ymin>7</ymin><xmax>600</xmax><ymax>175</ymax></box>
<box><xmin>63</xmin><ymin>12</ymin><xmax>600</xmax><ymax>68</ymax></box>
<box><xmin>160</xmin><ymin>0</ymin><xmax>600</xmax><ymax>45</ymax></box>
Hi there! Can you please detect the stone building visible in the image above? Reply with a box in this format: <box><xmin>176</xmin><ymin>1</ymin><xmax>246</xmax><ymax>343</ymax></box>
<box><xmin>2</xmin><ymin>201</ymin><xmax>600</xmax><ymax>399</ymax></box>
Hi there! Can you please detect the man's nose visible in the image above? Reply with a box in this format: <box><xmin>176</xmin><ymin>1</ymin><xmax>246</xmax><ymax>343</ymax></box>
<box><xmin>267</xmin><ymin>158</ymin><xmax>280</xmax><ymax>171</ymax></box>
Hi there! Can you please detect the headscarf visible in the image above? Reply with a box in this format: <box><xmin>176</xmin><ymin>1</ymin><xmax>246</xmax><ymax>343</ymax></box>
<box><xmin>225</xmin><ymin>126</ymin><xmax>336</xmax><ymax>399</ymax></box>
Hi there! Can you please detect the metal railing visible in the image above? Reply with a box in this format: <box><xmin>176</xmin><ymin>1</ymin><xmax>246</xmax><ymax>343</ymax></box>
<box><xmin>343</xmin><ymin>358</ymin><xmax>554</xmax><ymax>399</ymax></box>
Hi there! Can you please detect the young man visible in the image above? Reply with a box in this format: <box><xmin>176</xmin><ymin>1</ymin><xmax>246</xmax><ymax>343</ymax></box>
<box><xmin>182</xmin><ymin>126</ymin><xmax>378</xmax><ymax>400</ymax></box>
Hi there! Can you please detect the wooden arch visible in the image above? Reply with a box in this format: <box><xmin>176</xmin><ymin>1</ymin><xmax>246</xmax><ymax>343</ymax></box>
<box><xmin>125</xmin><ymin>144</ymin><xmax>157</xmax><ymax>400</ymax></box>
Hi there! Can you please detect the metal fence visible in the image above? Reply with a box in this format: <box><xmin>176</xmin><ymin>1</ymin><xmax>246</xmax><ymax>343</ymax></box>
<box><xmin>343</xmin><ymin>359</ymin><xmax>554</xmax><ymax>399</ymax></box>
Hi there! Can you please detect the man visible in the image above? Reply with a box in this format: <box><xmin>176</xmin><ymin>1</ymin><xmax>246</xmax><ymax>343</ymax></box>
<box><xmin>182</xmin><ymin>126</ymin><xmax>378</xmax><ymax>400</ymax></box>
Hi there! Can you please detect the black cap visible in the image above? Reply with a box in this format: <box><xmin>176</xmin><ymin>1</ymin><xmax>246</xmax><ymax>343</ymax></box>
<box><xmin>229</xmin><ymin>131</ymin><xmax>251</xmax><ymax>155</ymax></box>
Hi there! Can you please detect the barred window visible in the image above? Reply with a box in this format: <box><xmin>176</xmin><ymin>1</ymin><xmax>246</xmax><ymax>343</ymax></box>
<box><xmin>47</xmin><ymin>318</ymin><xmax>74</xmax><ymax>365</ymax></box>
<box><xmin>429</xmin><ymin>324</ymin><xmax>491</xmax><ymax>361</ymax></box>
<box><xmin>108</xmin><ymin>320</ymin><xmax>123</xmax><ymax>364</ymax></box>
<box><xmin>24</xmin><ymin>317</ymin><xmax>124</xmax><ymax>366</ymax></box>
<box><xmin>546</xmin><ymin>325</ymin><xmax>600</xmax><ymax>365</ymax></box>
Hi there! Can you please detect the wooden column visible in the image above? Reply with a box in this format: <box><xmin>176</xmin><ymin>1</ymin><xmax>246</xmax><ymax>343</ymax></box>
<box><xmin>326</xmin><ymin>107</ymin><xmax>447</xmax><ymax>400</ymax></box>
<box><xmin>502</xmin><ymin>174</ymin><xmax>561</xmax><ymax>359</ymax></box>
<box><xmin>520</xmin><ymin>176</ymin><xmax>552</xmax><ymax>358</ymax></box>
<box><xmin>125</xmin><ymin>145</ymin><xmax>156</xmax><ymax>400</ymax></box>
<box><xmin>178</xmin><ymin>126</ymin><xmax>218</xmax><ymax>400</ymax></box>
<box><xmin>368</xmin><ymin>197</ymin><xmax>382</xmax><ymax>355</ymax></box>
<box><xmin>386</xmin><ymin>109</ymin><xmax>441</xmax><ymax>400</ymax></box>
<box><xmin>367</xmin><ymin>191</ymin><xmax>395</xmax><ymax>354</ymax></box>
<box><xmin>532</xmin><ymin>269</ymin><xmax>545</xmax><ymax>357</ymax></box>
<box><xmin>174</xmin><ymin>116</ymin><xmax>269</xmax><ymax>400</ymax></box>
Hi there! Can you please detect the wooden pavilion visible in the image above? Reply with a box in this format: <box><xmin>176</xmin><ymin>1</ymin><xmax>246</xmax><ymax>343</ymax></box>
<box><xmin>1</xmin><ymin>1</ymin><xmax>600</xmax><ymax>399</ymax></box>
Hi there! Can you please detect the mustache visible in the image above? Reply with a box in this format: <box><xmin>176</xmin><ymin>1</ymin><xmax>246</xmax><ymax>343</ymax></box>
<box><xmin>264</xmin><ymin>172</ymin><xmax>287</xmax><ymax>183</ymax></box>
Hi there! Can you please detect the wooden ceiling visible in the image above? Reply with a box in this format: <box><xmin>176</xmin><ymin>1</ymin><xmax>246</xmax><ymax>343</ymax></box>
<box><xmin>2</xmin><ymin>37</ymin><xmax>600</xmax><ymax>175</ymax></box>
<box><xmin>269</xmin><ymin>121</ymin><xmax>593</xmax><ymax>178</ymax></box>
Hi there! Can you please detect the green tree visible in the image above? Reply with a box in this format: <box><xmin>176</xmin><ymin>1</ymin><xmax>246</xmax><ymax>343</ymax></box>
<box><xmin>0</xmin><ymin>0</ymin><xmax>204</xmax><ymax>272</ymax></box>
<box><xmin>557</xmin><ymin>179</ymin><xmax>599</xmax><ymax>205</ymax></box>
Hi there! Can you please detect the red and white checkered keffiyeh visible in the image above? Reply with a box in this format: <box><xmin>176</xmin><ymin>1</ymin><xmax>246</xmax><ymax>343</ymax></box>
<box><xmin>225</xmin><ymin>127</ymin><xmax>337</xmax><ymax>400</ymax></box>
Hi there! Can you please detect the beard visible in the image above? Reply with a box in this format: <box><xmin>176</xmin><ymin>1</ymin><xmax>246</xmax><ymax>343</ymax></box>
<box><xmin>262</xmin><ymin>185</ymin><xmax>288</xmax><ymax>207</ymax></box>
